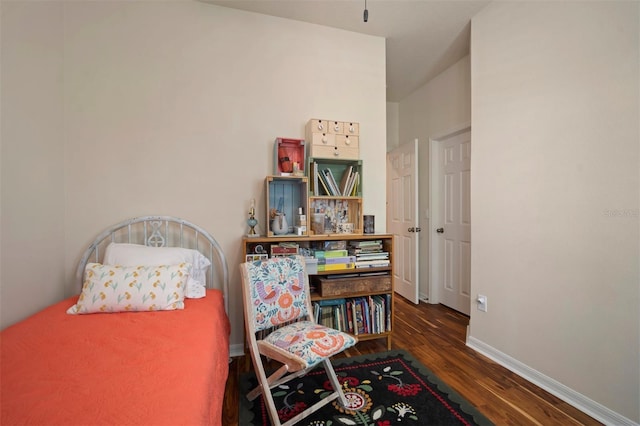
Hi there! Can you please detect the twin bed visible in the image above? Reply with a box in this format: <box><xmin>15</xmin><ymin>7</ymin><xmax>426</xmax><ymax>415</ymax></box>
<box><xmin>1</xmin><ymin>216</ymin><xmax>231</xmax><ymax>425</ymax></box>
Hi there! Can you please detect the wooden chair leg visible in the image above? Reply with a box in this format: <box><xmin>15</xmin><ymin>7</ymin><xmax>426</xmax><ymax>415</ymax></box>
<box><xmin>281</xmin><ymin>390</ymin><xmax>341</xmax><ymax>426</ymax></box>
<box><xmin>247</xmin><ymin>356</ymin><xmax>285</xmax><ymax>426</ymax></box>
<box><xmin>247</xmin><ymin>365</ymin><xmax>288</xmax><ymax>401</ymax></box>
<box><xmin>322</xmin><ymin>359</ymin><xmax>349</xmax><ymax>407</ymax></box>
<box><xmin>247</xmin><ymin>359</ymin><xmax>349</xmax><ymax>426</ymax></box>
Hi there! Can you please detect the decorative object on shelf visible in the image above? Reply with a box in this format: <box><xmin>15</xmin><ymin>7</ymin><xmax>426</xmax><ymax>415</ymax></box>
<box><xmin>270</xmin><ymin>212</ymin><xmax>288</xmax><ymax>235</ymax></box>
<box><xmin>270</xmin><ymin>197</ymin><xmax>288</xmax><ymax>235</ymax></box>
<box><xmin>247</xmin><ymin>199</ymin><xmax>259</xmax><ymax>237</ymax></box>
<box><xmin>306</xmin><ymin>119</ymin><xmax>359</xmax><ymax>160</ymax></box>
<box><xmin>310</xmin><ymin>198</ymin><xmax>356</xmax><ymax>234</ymax></box>
<box><xmin>274</xmin><ymin>138</ymin><xmax>306</xmax><ymax>176</ymax></box>
<box><xmin>364</xmin><ymin>215</ymin><xmax>375</xmax><ymax>234</ymax></box>
<box><xmin>278</xmin><ymin>147</ymin><xmax>293</xmax><ymax>173</ymax></box>
<box><xmin>294</xmin><ymin>207</ymin><xmax>307</xmax><ymax>236</ymax></box>
<box><xmin>338</xmin><ymin>222</ymin><xmax>354</xmax><ymax>234</ymax></box>
<box><xmin>245</xmin><ymin>253</ymin><xmax>268</xmax><ymax>262</ymax></box>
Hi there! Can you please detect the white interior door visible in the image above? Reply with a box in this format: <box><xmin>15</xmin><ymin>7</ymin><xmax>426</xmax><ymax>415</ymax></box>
<box><xmin>387</xmin><ymin>140</ymin><xmax>419</xmax><ymax>304</ymax></box>
<box><xmin>431</xmin><ymin>129</ymin><xmax>471</xmax><ymax>315</ymax></box>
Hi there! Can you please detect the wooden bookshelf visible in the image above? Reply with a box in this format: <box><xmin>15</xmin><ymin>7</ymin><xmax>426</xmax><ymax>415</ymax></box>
<box><xmin>242</xmin><ymin>233</ymin><xmax>394</xmax><ymax>349</ymax></box>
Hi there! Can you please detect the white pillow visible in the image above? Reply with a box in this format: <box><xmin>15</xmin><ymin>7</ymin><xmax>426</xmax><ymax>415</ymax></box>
<box><xmin>67</xmin><ymin>263</ymin><xmax>189</xmax><ymax>314</ymax></box>
<box><xmin>103</xmin><ymin>243</ymin><xmax>210</xmax><ymax>299</ymax></box>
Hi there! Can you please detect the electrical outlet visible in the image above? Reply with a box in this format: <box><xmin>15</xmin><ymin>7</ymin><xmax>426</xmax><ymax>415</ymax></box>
<box><xmin>477</xmin><ymin>295</ymin><xmax>488</xmax><ymax>312</ymax></box>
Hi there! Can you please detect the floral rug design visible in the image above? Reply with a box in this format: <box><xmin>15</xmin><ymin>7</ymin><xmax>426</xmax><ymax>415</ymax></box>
<box><xmin>239</xmin><ymin>349</ymin><xmax>494</xmax><ymax>426</ymax></box>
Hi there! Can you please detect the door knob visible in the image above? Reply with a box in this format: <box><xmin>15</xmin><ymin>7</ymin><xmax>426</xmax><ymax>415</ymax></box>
<box><xmin>436</xmin><ymin>228</ymin><xmax>444</xmax><ymax>233</ymax></box>
<box><xmin>408</xmin><ymin>227</ymin><xmax>415</xmax><ymax>232</ymax></box>
<box><xmin>416</xmin><ymin>227</ymin><xmax>421</xmax><ymax>232</ymax></box>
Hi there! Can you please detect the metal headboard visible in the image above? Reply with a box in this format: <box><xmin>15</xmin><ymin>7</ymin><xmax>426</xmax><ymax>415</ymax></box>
<box><xmin>76</xmin><ymin>216</ymin><xmax>230</xmax><ymax>314</ymax></box>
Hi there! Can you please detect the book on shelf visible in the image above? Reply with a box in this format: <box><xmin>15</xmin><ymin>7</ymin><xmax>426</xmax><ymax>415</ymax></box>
<box><xmin>315</xmin><ymin>296</ymin><xmax>391</xmax><ymax>336</ymax></box>
<box><xmin>357</xmin><ymin>271</ymin><xmax>389</xmax><ymax>277</ymax></box>
<box><xmin>324</xmin><ymin>240</ymin><xmax>347</xmax><ymax>251</ymax></box>
<box><xmin>310</xmin><ymin>161</ymin><xmax>334</xmax><ymax>196</ymax></box>
<box><xmin>317</xmin><ymin>168</ymin><xmax>332</xmax><ymax>196</ymax></box>
<box><xmin>328</xmin><ymin>169</ymin><xmax>341</xmax><ymax>195</ymax></box>
<box><xmin>320</xmin><ymin>169</ymin><xmax>339</xmax><ymax>196</ymax></box>
<box><xmin>339</xmin><ymin>166</ymin><xmax>353</xmax><ymax>196</ymax></box>
<box><xmin>353</xmin><ymin>299</ymin><xmax>365</xmax><ymax>335</ymax></box>
<box><xmin>349</xmin><ymin>240</ymin><xmax>383</xmax><ymax>247</ymax></box>
<box><xmin>317</xmin><ymin>256</ymin><xmax>356</xmax><ymax>265</ymax></box>
<box><xmin>362</xmin><ymin>297</ymin><xmax>370</xmax><ymax>334</ymax></box>
<box><xmin>271</xmin><ymin>245</ymin><xmax>299</xmax><ymax>255</ymax></box>
<box><xmin>313</xmin><ymin>300</ymin><xmax>349</xmax><ymax>332</ymax></box>
<box><xmin>352</xmin><ymin>247</ymin><xmax>382</xmax><ymax>254</ymax></box>
<box><xmin>316</xmin><ymin>298</ymin><xmax>346</xmax><ymax>307</ymax></box>
<box><xmin>385</xmin><ymin>293</ymin><xmax>392</xmax><ymax>331</ymax></box>
<box><xmin>317</xmin><ymin>263</ymin><xmax>355</xmax><ymax>271</ymax></box>
<box><xmin>371</xmin><ymin>295</ymin><xmax>387</xmax><ymax>334</ymax></box>
<box><xmin>311</xmin><ymin>161</ymin><xmax>317</xmax><ymax>195</ymax></box>
<box><xmin>319</xmin><ymin>305</ymin><xmax>334</xmax><ymax>329</ymax></box>
<box><xmin>346</xmin><ymin>301</ymin><xmax>354</xmax><ymax>333</ymax></box>
<box><xmin>279</xmin><ymin>242</ymin><xmax>299</xmax><ymax>248</ymax></box>
<box><xmin>345</xmin><ymin>170</ymin><xmax>358</xmax><ymax>196</ymax></box>
<box><xmin>355</xmin><ymin>260</ymin><xmax>390</xmax><ymax>268</ymax></box>
<box><xmin>348</xmin><ymin>172</ymin><xmax>359</xmax><ymax>196</ymax></box>
<box><xmin>379</xmin><ymin>295</ymin><xmax>387</xmax><ymax>333</ymax></box>
<box><xmin>355</xmin><ymin>252</ymin><xmax>389</xmax><ymax>261</ymax></box>
<box><xmin>324</xmin><ymin>273</ymin><xmax>360</xmax><ymax>279</ymax></box>
<box><xmin>314</xmin><ymin>249</ymin><xmax>349</xmax><ymax>258</ymax></box>
<box><xmin>335</xmin><ymin>304</ymin><xmax>348</xmax><ymax>331</ymax></box>
<box><xmin>333</xmin><ymin>305</ymin><xmax>341</xmax><ymax>331</ymax></box>
<box><xmin>368</xmin><ymin>295</ymin><xmax>377</xmax><ymax>334</ymax></box>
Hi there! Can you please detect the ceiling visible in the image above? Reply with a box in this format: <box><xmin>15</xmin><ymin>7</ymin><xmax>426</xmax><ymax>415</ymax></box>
<box><xmin>204</xmin><ymin>0</ymin><xmax>490</xmax><ymax>102</ymax></box>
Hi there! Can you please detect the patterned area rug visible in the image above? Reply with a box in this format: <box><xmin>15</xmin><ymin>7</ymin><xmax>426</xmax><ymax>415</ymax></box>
<box><xmin>239</xmin><ymin>349</ymin><xmax>494</xmax><ymax>426</ymax></box>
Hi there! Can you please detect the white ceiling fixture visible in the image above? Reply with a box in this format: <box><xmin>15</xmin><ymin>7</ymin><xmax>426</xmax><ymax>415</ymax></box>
<box><xmin>203</xmin><ymin>0</ymin><xmax>490</xmax><ymax>102</ymax></box>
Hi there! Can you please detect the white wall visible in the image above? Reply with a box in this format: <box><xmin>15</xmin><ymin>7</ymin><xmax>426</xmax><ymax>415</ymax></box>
<box><xmin>1</xmin><ymin>1</ymin><xmax>388</xmax><ymax>354</ymax></box>
<box><xmin>398</xmin><ymin>55</ymin><xmax>471</xmax><ymax>299</ymax></box>
<box><xmin>470</xmin><ymin>2</ymin><xmax>639</xmax><ymax>423</ymax></box>
<box><xmin>1</xmin><ymin>1</ymin><xmax>66</xmax><ymax>329</ymax></box>
<box><xmin>386</xmin><ymin>102</ymin><xmax>399</xmax><ymax>150</ymax></box>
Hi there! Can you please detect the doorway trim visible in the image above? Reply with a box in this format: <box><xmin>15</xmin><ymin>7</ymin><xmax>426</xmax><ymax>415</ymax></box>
<box><xmin>428</xmin><ymin>122</ymin><xmax>471</xmax><ymax>305</ymax></box>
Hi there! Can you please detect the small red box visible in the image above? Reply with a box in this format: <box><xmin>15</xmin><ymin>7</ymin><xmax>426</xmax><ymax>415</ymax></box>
<box><xmin>274</xmin><ymin>138</ymin><xmax>306</xmax><ymax>176</ymax></box>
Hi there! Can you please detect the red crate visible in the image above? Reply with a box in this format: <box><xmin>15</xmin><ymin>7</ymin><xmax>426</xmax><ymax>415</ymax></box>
<box><xmin>274</xmin><ymin>138</ymin><xmax>306</xmax><ymax>175</ymax></box>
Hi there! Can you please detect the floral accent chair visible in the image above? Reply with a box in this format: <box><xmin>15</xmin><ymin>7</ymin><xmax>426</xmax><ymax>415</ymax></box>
<box><xmin>240</xmin><ymin>255</ymin><xmax>357</xmax><ymax>426</ymax></box>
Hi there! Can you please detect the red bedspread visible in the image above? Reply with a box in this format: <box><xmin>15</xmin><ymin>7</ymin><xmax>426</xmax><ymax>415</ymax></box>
<box><xmin>1</xmin><ymin>290</ymin><xmax>230</xmax><ymax>425</ymax></box>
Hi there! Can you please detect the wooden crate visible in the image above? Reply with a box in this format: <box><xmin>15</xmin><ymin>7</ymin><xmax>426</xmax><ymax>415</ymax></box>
<box><xmin>309</xmin><ymin>197</ymin><xmax>362</xmax><ymax>235</ymax></box>
<box><xmin>273</xmin><ymin>138</ymin><xmax>306</xmax><ymax>176</ymax></box>
<box><xmin>314</xmin><ymin>274</ymin><xmax>391</xmax><ymax>297</ymax></box>
<box><xmin>308</xmin><ymin>157</ymin><xmax>363</xmax><ymax>197</ymax></box>
<box><xmin>265</xmin><ymin>176</ymin><xmax>309</xmax><ymax>237</ymax></box>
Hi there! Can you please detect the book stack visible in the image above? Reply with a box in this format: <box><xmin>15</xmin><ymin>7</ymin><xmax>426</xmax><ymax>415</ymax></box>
<box><xmin>312</xmin><ymin>294</ymin><xmax>392</xmax><ymax>335</ymax></box>
<box><xmin>313</xmin><ymin>299</ymin><xmax>346</xmax><ymax>331</ymax></box>
<box><xmin>348</xmin><ymin>240</ymin><xmax>390</xmax><ymax>268</ymax></box>
<box><xmin>310</xmin><ymin>162</ymin><xmax>359</xmax><ymax>196</ymax></box>
<box><xmin>337</xmin><ymin>166</ymin><xmax>359</xmax><ymax>197</ymax></box>
<box><xmin>314</xmin><ymin>249</ymin><xmax>355</xmax><ymax>271</ymax></box>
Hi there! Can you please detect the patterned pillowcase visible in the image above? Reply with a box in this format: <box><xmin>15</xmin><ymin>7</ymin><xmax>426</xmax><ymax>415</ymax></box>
<box><xmin>103</xmin><ymin>243</ymin><xmax>211</xmax><ymax>299</ymax></box>
<box><xmin>67</xmin><ymin>263</ymin><xmax>191</xmax><ymax>314</ymax></box>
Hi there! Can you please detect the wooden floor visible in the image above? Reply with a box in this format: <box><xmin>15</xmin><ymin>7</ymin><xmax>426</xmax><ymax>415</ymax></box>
<box><xmin>223</xmin><ymin>296</ymin><xmax>601</xmax><ymax>425</ymax></box>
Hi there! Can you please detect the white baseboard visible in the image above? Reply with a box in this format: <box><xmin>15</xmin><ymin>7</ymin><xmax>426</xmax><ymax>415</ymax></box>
<box><xmin>229</xmin><ymin>343</ymin><xmax>245</xmax><ymax>359</ymax></box>
<box><xmin>466</xmin><ymin>336</ymin><xmax>638</xmax><ymax>426</ymax></box>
